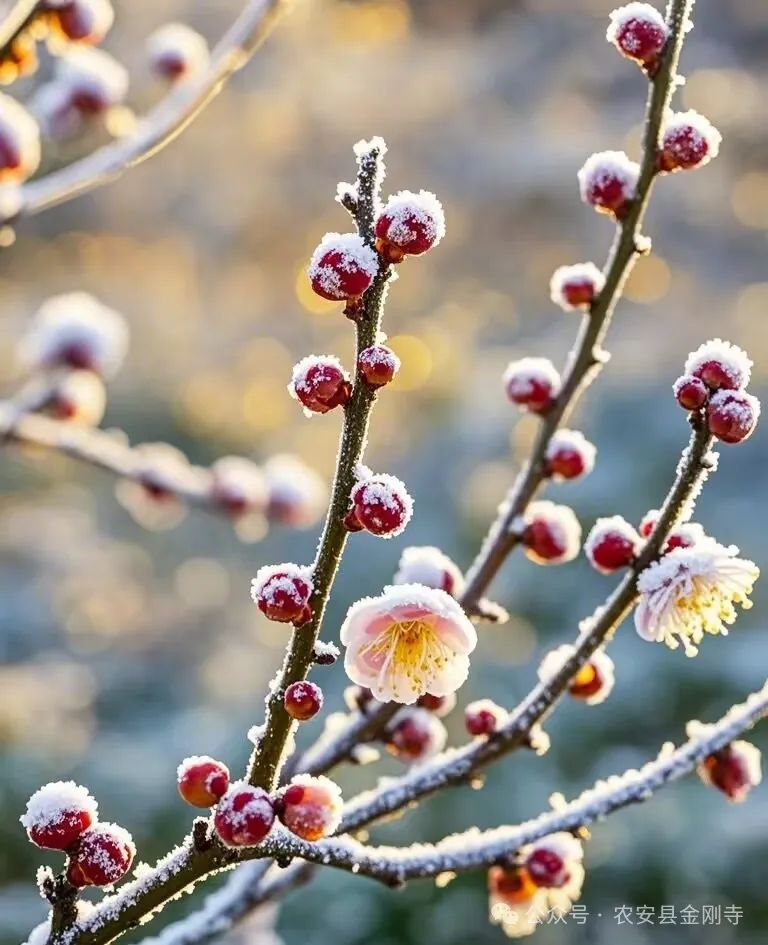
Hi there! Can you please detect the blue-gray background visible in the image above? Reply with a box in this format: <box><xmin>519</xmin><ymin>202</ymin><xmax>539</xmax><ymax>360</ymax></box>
<box><xmin>1</xmin><ymin>1</ymin><xmax>767</xmax><ymax>943</ymax></box>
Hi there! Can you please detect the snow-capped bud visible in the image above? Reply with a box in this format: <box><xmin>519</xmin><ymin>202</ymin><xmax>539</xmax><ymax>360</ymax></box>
<box><xmin>685</xmin><ymin>339</ymin><xmax>752</xmax><ymax>392</ymax></box>
<box><xmin>659</xmin><ymin>110</ymin><xmax>722</xmax><ymax>173</ymax></box>
<box><xmin>308</xmin><ymin>232</ymin><xmax>379</xmax><ymax>302</ymax></box>
<box><xmin>707</xmin><ymin>389</ymin><xmax>760</xmax><ymax>444</ymax></box>
<box><xmin>525</xmin><ymin>834</ymin><xmax>583</xmax><ymax>889</ymax></box>
<box><xmin>549</xmin><ymin>262</ymin><xmax>605</xmax><ymax>311</ymax></box>
<box><xmin>275</xmin><ymin>775</ymin><xmax>342</xmax><ymax>841</ymax></box>
<box><xmin>673</xmin><ymin>374</ymin><xmax>708</xmax><ymax>411</ymax></box>
<box><xmin>520</xmin><ymin>501</ymin><xmax>581</xmax><ymax>565</ymax></box>
<box><xmin>638</xmin><ymin>508</ymin><xmax>659</xmax><ymax>538</ymax></box>
<box><xmin>417</xmin><ymin>692</ymin><xmax>456</xmax><ymax>717</ymax></box>
<box><xmin>66</xmin><ymin>823</ymin><xmax>135</xmax><ymax>887</ymax></box>
<box><xmin>665</xmin><ymin>521</ymin><xmax>705</xmax><ymax>553</ymax></box>
<box><xmin>394</xmin><ymin>546</ymin><xmax>464</xmax><ymax>597</ymax></box>
<box><xmin>606</xmin><ymin>3</ymin><xmax>669</xmax><ymax>70</ymax></box>
<box><xmin>374</xmin><ymin>190</ymin><xmax>445</xmax><ymax>263</ymax></box>
<box><xmin>578</xmin><ymin>151</ymin><xmax>639</xmax><ymax>217</ymax></box>
<box><xmin>45</xmin><ymin>369</ymin><xmax>106</xmax><ymax>426</ymax></box>
<box><xmin>503</xmin><ymin>357</ymin><xmax>561</xmax><ymax>414</ymax></box>
<box><xmin>213</xmin><ymin>782</ymin><xmax>275</xmax><ymax>847</ymax></box>
<box><xmin>177</xmin><ymin>756</ymin><xmax>230</xmax><ymax>808</ymax></box>
<box><xmin>251</xmin><ymin>563</ymin><xmax>314</xmax><ymax>625</ymax></box>
<box><xmin>56</xmin><ymin>47</ymin><xmax>128</xmax><ymax>115</ymax></box>
<box><xmin>386</xmin><ymin>708</ymin><xmax>447</xmax><ymax>762</ymax></box>
<box><xmin>146</xmin><ymin>23</ymin><xmax>210</xmax><ymax>82</ymax></box>
<box><xmin>538</xmin><ymin>644</ymin><xmax>615</xmax><ymax>705</ymax></box>
<box><xmin>348</xmin><ymin>472</ymin><xmax>413</xmax><ymax>538</ymax></box>
<box><xmin>284</xmin><ymin>680</ymin><xmax>324</xmax><ymax>721</ymax></box>
<box><xmin>697</xmin><ymin>739</ymin><xmax>762</xmax><ymax>803</ymax></box>
<box><xmin>585</xmin><ymin>515</ymin><xmax>641</xmax><ymax>573</ymax></box>
<box><xmin>211</xmin><ymin>456</ymin><xmax>268</xmax><ymax>518</ymax></box>
<box><xmin>264</xmin><ymin>454</ymin><xmax>325</xmax><ymax>529</ymax></box>
<box><xmin>19</xmin><ymin>292</ymin><xmax>127</xmax><ymax>377</ymax></box>
<box><xmin>465</xmin><ymin>699</ymin><xmax>507</xmax><ymax>736</ymax></box>
<box><xmin>0</xmin><ymin>93</ymin><xmax>41</xmax><ymax>184</ymax></box>
<box><xmin>289</xmin><ymin>355</ymin><xmax>352</xmax><ymax>416</ymax></box>
<box><xmin>545</xmin><ymin>429</ymin><xmax>596</xmax><ymax>481</ymax></box>
<box><xmin>48</xmin><ymin>0</ymin><xmax>115</xmax><ymax>45</ymax></box>
<box><xmin>358</xmin><ymin>344</ymin><xmax>400</xmax><ymax>388</ymax></box>
<box><xmin>21</xmin><ymin>782</ymin><xmax>97</xmax><ymax>851</ymax></box>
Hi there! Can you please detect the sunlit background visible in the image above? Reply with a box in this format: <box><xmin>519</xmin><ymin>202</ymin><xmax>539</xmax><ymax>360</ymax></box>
<box><xmin>1</xmin><ymin>0</ymin><xmax>768</xmax><ymax>943</ymax></box>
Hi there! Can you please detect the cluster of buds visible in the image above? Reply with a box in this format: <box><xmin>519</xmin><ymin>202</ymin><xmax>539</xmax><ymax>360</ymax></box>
<box><xmin>674</xmin><ymin>339</ymin><xmax>760</xmax><ymax>444</ymax></box>
<box><xmin>21</xmin><ymin>782</ymin><xmax>135</xmax><ymax>888</ymax></box>
<box><xmin>213</xmin><ymin>774</ymin><xmax>342</xmax><ymax>847</ymax></box>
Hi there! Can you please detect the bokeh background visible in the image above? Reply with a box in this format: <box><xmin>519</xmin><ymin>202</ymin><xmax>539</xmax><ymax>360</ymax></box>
<box><xmin>1</xmin><ymin>0</ymin><xmax>768</xmax><ymax>943</ymax></box>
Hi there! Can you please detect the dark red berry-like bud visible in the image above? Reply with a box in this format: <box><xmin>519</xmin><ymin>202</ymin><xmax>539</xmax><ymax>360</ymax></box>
<box><xmin>214</xmin><ymin>782</ymin><xmax>275</xmax><ymax>847</ymax></box>
<box><xmin>504</xmin><ymin>358</ymin><xmax>560</xmax><ymax>414</ymax></box>
<box><xmin>521</xmin><ymin>502</ymin><xmax>581</xmax><ymax>565</ymax></box>
<box><xmin>417</xmin><ymin>692</ymin><xmax>456</xmax><ymax>717</ymax></box>
<box><xmin>526</xmin><ymin>848</ymin><xmax>570</xmax><ymax>889</ymax></box>
<box><xmin>465</xmin><ymin>699</ymin><xmax>507</xmax><ymax>736</ymax></box>
<box><xmin>251</xmin><ymin>564</ymin><xmax>313</xmax><ymax>625</ymax></box>
<box><xmin>289</xmin><ymin>355</ymin><xmax>352</xmax><ymax>415</ymax></box>
<box><xmin>659</xmin><ymin>111</ymin><xmax>721</xmax><ymax>173</ymax></box>
<box><xmin>374</xmin><ymin>190</ymin><xmax>445</xmax><ymax>262</ymax></box>
<box><xmin>387</xmin><ymin>709</ymin><xmax>446</xmax><ymax>762</ymax></box>
<box><xmin>21</xmin><ymin>782</ymin><xmax>97</xmax><ymax>851</ymax></box>
<box><xmin>284</xmin><ymin>681</ymin><xmax>324</xmax><ymax>721</ymax></box>
<box><xmin>51</xmin><ymin>0</ymin><xmax>114</xmax><ymax>44</ymax></box>
<box><xmin>638</xmin><ymin>509</ymin><xmax>659</xmax><ymax>538</ymax></box>
<box><xmin>177</xmin><ymin>756</ymin><xmax>230</xmax><ymax>808</ymax></box>
<box><xmin>685</xmin><ymin>339</ymin><xmax>751</xmax><ymax>391</ymax></box>
<box><xmin>545</xmin><ymin>430</ymin><xmax>596</xmax><ymax>481</ymax></box>
<box><xmin>358</xmin><ymin>344</ymin><xmax>400</xmax><ymax>388</ymax></box>
<box><xmin>585</xmin><ymin>516</ymin><xmax>641</xmax><ymax>573</ymax></box>
<box><xmin>694</xmin><ymin>733</ymin><xmax>761</xmax><ymax>803</ymax></box>
<box><xmin>664</xmin><ymin>522</ymin><xmax>705</xmax><ymax>553</ymax></box>
<box><xmin>349</xmin><ymin>473</ymin><xmax>413</xmax><ymax>538</ymax></box>
<box><xmin>550</xmin><ymin>263</ymin><xmax>605</xmax><ymax>311</ymax></box>
<box><xmin>673</xmin><ymin>374</ymin><xmax>708</xmax><ymax>411</ymax></box>
<box><xmin>606</xmin><ymin>3</ymin><xmax>669</xmax><ymax>70</ymax></box>
<box><xmin>578</xmin><ymin>151</ymin><xmax>639</xmax><ymax>216</ymax></box>
<box><xmin>707</xmin><ymin>389</ymin><xmax>760</xmax><ymax>444</ymax></box>
<box><xmin>275</xmin><ymin>776</ymin><xmax>342</xmax><ymax>841</ymax></box>
<box><xmin>308</xmin><ymin>233</ymin><xmax>378</xmax><ymax>302</ymax></box>
<box><xmin>67</xmin><ymin>824</ymin><xmax>135</xmax><ymax>887</ymax></box>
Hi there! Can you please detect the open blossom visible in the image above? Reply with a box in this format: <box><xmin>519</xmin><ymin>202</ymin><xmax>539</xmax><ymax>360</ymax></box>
<box><xmin>489</xmin><ymin>834</ymin><xmax>584</xmax><ymax>939</ymax></box>
<box><xmin>537</xmin><ymin>644</ymin><xmax>615</xmax><ymax>705</ymax></box>
<box><xmin>340</xmin><ymin>584</ymin><xmax>477</xmax><ymax>704</ymax></box>
<box><xmin>393</xmin><ymin>545</ymin><xmax>464</xmax><ymax>597</ymax></box>
<box><xmin>19</xmin><ymin>292</ymin><xmax>128</xmax><ymax>378</ymax></box>
<box><xmin>635</xmin><ymin>539</ymin><xmax>759</xmax><ymax>656</ymax></box>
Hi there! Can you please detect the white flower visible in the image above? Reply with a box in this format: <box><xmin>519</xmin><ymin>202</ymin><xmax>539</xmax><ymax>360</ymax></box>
<box><xmin>341</xmin><ymin>584</ymin><xmax>477</xmax><ymax>704</ymax></box>
<box><xmin>635</xmin><ymin>539</ymin><xmax>759</xmax><ymax>656</ymax></box>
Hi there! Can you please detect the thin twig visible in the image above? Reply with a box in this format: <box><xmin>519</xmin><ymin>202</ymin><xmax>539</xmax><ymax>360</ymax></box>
<box><xmin>17</xmin><ymin>0</ymin><xmax>292</xmax><ymax>218</ymax></box>
<box><xmin>460</xmin><ymin>0</ymin><xmax>694</xmax><ymax>618</ymax></box>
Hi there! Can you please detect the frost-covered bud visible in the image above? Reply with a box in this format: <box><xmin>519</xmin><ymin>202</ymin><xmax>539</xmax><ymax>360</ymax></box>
<box><xmin>251</xmin><ymin>563</ymin><xmax>313</xmax><ymax>625</ymax></box>
<box><xmin>211</xmin><ymin>456</ymin><xmax>268</xmax><ymax>518</ymax></box>
<box><xmin>308</xmin><ymin>233</ymin><xmax>379</xmax><ymax>302</ymax></box>
<box><xmin>673</xmin><ymin>374</ymin><xmax>708</xmax><ymax>411</ymax></box>
<box><xmin>525</xmin><ymin>834</ymin><xmax>583</xmax><ymax>890</ymax></box>
<box><xmin>685</xmin><ymin>339</ymin><xmax>752</xmax><ymax>392</ymax></box>
<box><xmin>213</xmin><ymin>782</ymin><xmax>275</xmax><ymax>847</ymax></box>
<box><xmin>538</xmin><ymin>644</ymin><xmax>615</xmax><ymax>705</ymax></box>
<box><xmin>386</xmin><ymin>707</ymin><xmax>447</xmax><ymax>762</ymax></box>
<box><xmin>284</xmin><ymin>680</ymin><xmax>323</xmax><ymax>721</ymax></box>
<box><xmin>585</xmin><ymin>515</ymin><xmax>641</xmax><ymax>573</ymax></box>
<box><xmin>665</xmin><ymin>521</ymin><xmax>705</xmax><ymax>553</ymax></box>
<box><xmin>578</xmin><ymin>151</ymin><xmax>639</xmax><ymax>217</ymax></box>
<box><xmin>0</xmin><ymin>93</ymin><xmax>40</xmax><ymax>184</ymax></box>
<box><xmin>66</xmin><ymin>824</ymin><xmax>135</xmax><ymax>887</ymax></box>
<box><xmin>288</xmin><ymin>355</ymin><xmax>352</xmax><ymax>416</ymax></box>
<box><xmin>545</xmin><ymin>429</ymin><xmax>596</xmax><ymax>481</ymax></box>
<box><xmin>659</xmin><ymin>111</ymin><xmax>722</xmax><ymax>173</ymax></box>
<box><xmin>503</xmin><ymin>357</ymin><xmax>560</xmax><ymax>414</ymax></box>
<box><xmin>394</xmin><ymin>545</ymin><xmax>464</xmax><ymax>597</ymax></box>
<box><xmin>146</xmin><ymin>23</ymin><xmax>210</xmax><ymax>82</ymax></box>
<box><xmin>21</xmin><ymin>782</ymin><xmax>97</xmax><ymax>851</ymax></box>
<box><xmin>347</xmin><ymin>472</ymin><xmax>413</xmax><ymax>538</ymax></box>
<box><xmin>374</xmin><ymin>190</ymin><xmax>445</xmax><ymax>263</ymax></box>
<box><xmin>606</xmin><ymin>3</ymin><xmax>669</xmax><ymax>70</ymax></box>
<box><xmin>358</xmin><ymin>344</ymin><xmax>400</xmax><ymax>389</ymax></box>
<box><xmin>56</xmin><ymin>47</ymin><xmax>128</xmax><ymax>115</ymax></box>
<box><xmin>638</xmin><ymin>508</ymin><xmax>659</xmax><ymax>538</ymax></box>
<box><xmin>549</xmin><ymin>262</ymin><xmax>605</xmax><ymax>311</ymax></box>
<box><xmin>116</xmin><ymin>443</ymin><xmax>202</xmax><ymax>531</ymax></box>
<box><xmin>520</xmin><ymin>501</ymin><xmax>581</xmax><ymax>565</ymax></box>
<box><xmin>19</xmin><ymin>292</ymin><xmax>127</xmax><ymax>377</ymax></box>
<box><xmin>45</xmin><ymin>370</ymin><xmax>106</xmax><ymax>426</ymax></box>
<box><xmin>417</xmin><ymin>691</ymin><xmax>456</xmax><ymax>717</ymax></box>
<box><xmin>465</xmin><ymin>698</ymin><xmax>507</xmax><ymax>736</ymax></box>
<box><xmin>707</xmin><ymin>389</ymin><xmax>760</xmax><ymax>444</ymax></box>
<box><xmin>697</xmin><ymin>739</ymin><xmax>762</xmax><ymax>803</ymax></box>
<box><xmin>264</xmin><ymin>454</ymin><xmax>325</xmax><ymax>528</ymax></box>
<box><xmin>275</xmin><ymin>775</ymin><xmax>342</xmax><ymax>841</ymax></box>
<box><xmin>177</xmin><ymin>756</ymin><xmax>230</xmax><ymax>808</ymax></box>
<box><xmin>48</xmin><ymin>0</ymin><xmax>115</xmax><ymax>45</ymax></box>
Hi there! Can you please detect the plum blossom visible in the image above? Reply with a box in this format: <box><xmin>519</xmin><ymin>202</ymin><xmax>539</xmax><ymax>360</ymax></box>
<box><xmin>340</xmin><ymin>584</ymin><xmax>477</xmax><ymax>704</ymax></box>
<box><xmin>635</xmin><ymin>539</ymin><xmax>759</xmax><ymax>656</ymax></box>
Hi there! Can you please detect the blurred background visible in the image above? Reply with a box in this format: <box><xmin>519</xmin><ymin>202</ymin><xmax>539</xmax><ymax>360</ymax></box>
<box><xmin>1</xmin><ymin>0</ymin><xmax>768</xmax><ymax>943</ymax></box>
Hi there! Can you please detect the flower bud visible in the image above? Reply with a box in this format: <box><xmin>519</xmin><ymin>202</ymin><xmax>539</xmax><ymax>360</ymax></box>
<box><xmin>707</xmin><ymin>389</ymin><xmax>760</xmax><ymax>444</ymax></box>
<box><xmin>374</xmin><ymin>190</ymin><xmax>445</xmax><ymax>263</ymax></box>
<box><xmin>275</xmin><ymin>775</ymin><xmax>342</xmax><ymax>841</ymax></box>
<box><xmin>213</xmin><ymin>782</ymin><xmax>275</xmax><ymax>847</ymax></box>
<box><xmin>211</xmin><ymin>456</ymin><xmax>268</xmax><ymax>518</ymax></box>
<box><xmin>465</xmin><ymin>699</ymin><xmax>507</xmax><ymax>736</ymax></box>
<box><xmin>264</xmin><ymin>454</ymin><xmax>326</xmax><ymax>529</ymax></box>
<box><xmin>251</xmin><ymin>563</ymin><xmax>314</xmax><ymax>625</ymax></box>
<box><xmin>673</xmin><ymin>374</ymin><xmax>708</xmax><ymax>411</ymax></box>
<box><xmin>549</xmin><ymin>262</ymin><xmax>605</xmax><ymax>311</ymax></box>
<box><xmin>664</xmin><ymin>521</ymin><xmax>705</xmax><ymax>553</ymax></box>
<box><xmin>284</xmin><ymin>680</ymin><xmax>324</xmax><ymax>721</ymax></box>
<box><xmin>520</xmin><ymin>501</ymin><xmax>581</xmax><ymax>565</ymax></box>
<box><xmin>638</xmin><ymin>508</ymin><xmax>659</xmax><ymax>538</ymax></box>
<box><xmin>308</xmin><ymin>232</ymin><xmax>378</xmax><ymax>302</ymax></box>
<box><xmin>358</xmin><ymin>344</ymin><xmax>400</xmax><ymax>388</ymax></box>
<box><xmin>545</xmin><ymin>429</ymin><xmax>596</xmax><ymax>481</ymax></box>
<box><xmin>503</xmin><ymin>357</ymin><xmax>560</xmax><ymax>414</ymax></box>
<box><xmin>67</xmin><ymin>824</ymin><xmax>135</xmax><ymax>887</ymax></box>
<box><xmin>417</xmin><ymin>692</ymin><xmax>456</xmax><ymax>717</ymax></box>
<box><xmin>386</xmin><ymin>708</ymin><xmax>447</xmax><ymax>762</ymax></box>
<box><xmin>393</xmin><ymin>545</ymin><xmax>464</xmax><ymax>597</ymax></box>
<box><xmin>697</xmin><ymin>739</ymin><xmax>762</xmax><ymax>803</ymax></box>
<box><xmin>21</xmin><ymin>782</ymin><xmax>97</xmax><ymax>851</ymax></box>
<box><xmin>177</xmin><ymin>756</ymin><xmax>230</xmax><ymax>808</ymax></box>
<box><xmin>56</xmin><ymin>47</ymin><xmax>129</xmax><ymax>115</ymax></box>
<box><xmin>578</xmin><ymin>151</ymin><xmax>639</xmax><ymax>217</ymax></box>
<box><xmin>538</xmin><ymin>644</ymin><xmax>615</xmax><ymax>705</ymax></box>
<box><xmin>348</xmin><ymin>472</ymin><xmax>413</xmax><ymax>538</ymax></box>
<box><xmin>48</xmin><ymin>0</ymin><xmax>115</xmax><ymax>46</ymax></box>
<box><xmin>146</xmin><ymin>23</ymin><xmax>210</xmax><ymax>82</ymax></box>
<box><xmin>524</xmin><ymin>834</ymin><xmax>582</xmax><ymax>889</ymax></box>
<box><xmin>585</xmin><ymin>515</ymin><xmax>641</xmax><ymax>573</ymax></box>
<box><xmin>0</xmin><ymin>93</ymin><xmax>40</xmax><ymax>184</ymax></box>
<box><xmin>659</xmin><ymin>110</ymin><xmax>721</xmax><ymax>173</ymax></box>
<box><xmin>45</xmin><ymin>369</ymin><xmax>106</xmax><ymax>426</ymax></box>
<box><xmin>684</xmin><ymin>339</ymin><xmax>751</xmax><ymax>391</ymax></box>
<box><xmin>289</xmin><ymin>355</ymin><xmax>352</xmax><ymax>415</ymax></box>
<box><xmin>606</xmin><ymin>3</ymin><xmax>669</xmax><ymax>70</ymax></box>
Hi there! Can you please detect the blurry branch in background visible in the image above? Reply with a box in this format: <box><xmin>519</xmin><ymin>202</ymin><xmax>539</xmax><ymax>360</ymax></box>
<box><xmin>0</xmin><ymin>1</ymin><xmax>40</xmax><ymax>57</ymax></box>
